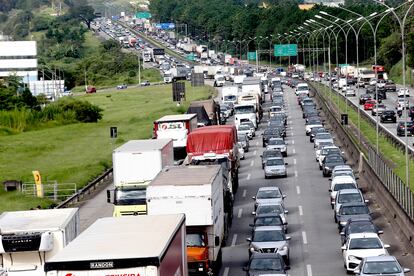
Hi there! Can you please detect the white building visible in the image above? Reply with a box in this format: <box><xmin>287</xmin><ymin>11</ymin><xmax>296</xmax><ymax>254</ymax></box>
<box><xmin>0</xmin><ymin>41</ymin><xmax>38</xmax><ymax>83</ymax></box>
<box><xmin>29</xmin><ymin>80</ymin><xmax>65</xmax><ymax>98</ymax></box>
<box><xmin>304</xmin><ymin>0</ymin><xmax>345</xmax><ymax>7</ymax></box>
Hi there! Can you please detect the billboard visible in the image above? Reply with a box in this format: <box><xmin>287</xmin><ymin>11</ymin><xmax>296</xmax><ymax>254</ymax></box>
<box><xmin>153</xmin><ymin>48</ymin><xmax>165</xmax><ymax>56</ymax></box>
<box><xmin>155</xmin><ymin>23</ymin><xmax>175</xmax><ymax>30</ymax></box>
<box><xmin>274</xmin><ymin>44</ymin><xmax>298</xmax><ymax>57</ymax></box>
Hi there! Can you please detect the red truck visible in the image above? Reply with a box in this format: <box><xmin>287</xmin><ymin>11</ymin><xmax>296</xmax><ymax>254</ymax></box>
<box><xmin>186</xmin><ymin>125</ymin><xmax>240</xmax><ymax>222</ymax></box>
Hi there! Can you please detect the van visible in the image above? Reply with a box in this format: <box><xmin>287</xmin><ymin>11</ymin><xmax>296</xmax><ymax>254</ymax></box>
<box><xmin>295</xmin><ymin>83</ymin><xmax>310</xmax><ymax>96</ymax></box>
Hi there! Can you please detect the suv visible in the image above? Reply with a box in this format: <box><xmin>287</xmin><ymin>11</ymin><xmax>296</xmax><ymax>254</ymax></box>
<box><xmin>243</xmin><ymin>253</ymin><xmax>290</xmax><ymax>276</ymax></box>
<box><xmin>380</xmin><ymin>110</ymin><xmax>396</xmax><ymax>123</ymax></box>
<box><xmin>396</xmin><ymin>121</ymin><xmax>414</xmax><ymax>136</ymax></box>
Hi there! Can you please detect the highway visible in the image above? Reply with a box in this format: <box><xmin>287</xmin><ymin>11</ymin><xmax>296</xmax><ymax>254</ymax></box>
<box><xmin>75</xmin><ymin>81</ymin><xmax>414</xmax><ymax>274</ymax></box>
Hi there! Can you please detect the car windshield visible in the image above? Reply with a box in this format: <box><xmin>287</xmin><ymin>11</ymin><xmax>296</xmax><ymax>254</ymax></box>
<box><xmin>249</xmin><ymin>258</ymin><xmax>283</xmax><ymax>271</ymax></box>
<box><xmin>186</xmin><ymin>233</ymin><xmax>205</xmax><ymax>247</ymax></box>
<box><xmin>349</xmin><ymin>222</ymin><xmax>376</xmax><ymax>234</ymax></box>
<box><xmin>257</xmin><ymin>205</ymin><xmax>284</xmax><ymax>215</ymax></box>
<box><xmin>363</xmin><ymin>261</ymin><xmax>402</xmax><ymax>274</ymax></box>
<box><xmin>326</xmin><ymin>155</ymin><xmax>343</xmax><ymax>162</ymax></box>
<box><xmin>255</xmin><ymin>216</ymin><xmax>283</xmax><ymax>227</ymax></box>
<box><xmin>238</xmin><ymin>125</ymin><xmax>250</xmax><ymax>131</ymax></box>
<box><xmin>349</xmin><ymin>237</ymin><xmax>382</xmax><ymax>249</ymax></box>
<box><xmin>253</xmin><ymin>230</ymin><xmax>285</xmax><ymax>242</ymax></box>
<box><xmin>224</xmin><ymin>95</ymin><xmax>236</xmax><ymax>101</ymax></box>
<box><xmin>235</xmin><ymin>106</ymin><xmax>255</xmax><ymax>114</ymax></box>
<box><xmin>341</xmin><ymin>205</ymin><xmax>369</xmax><ymax>215</ymax></box>
<box><xmin>257</xmin><ymin>189</ymin><xmax>281</xmax><ymax>199</ymax></box>
<box><xmin>316</xmin><ymin>133</ymin><xmax>332</xmax><ymax>139</ymax></box>
<box><xmin>266</xmin><ymin>159</ymin><xmax>284</xmax><ymax>166</ymax></box>
<box><xmin>268</xmin><ymin>139</ymin><xmax>284</xmax><ymax>145</ymax></box>
<box><xmin>297</xmin><ymin>86</ymin><xmax>309</xmax><ymax>91</ymax></box>
<box><xmin>334</xmin><ymin>183</ymin><xmax>356</xmax><ymax>191</ymax></box>
<box><xmin>339</xmin><ymin>193</ymin><xmax>362</xmax><ymax>203</ymax></box>
<box><xmin>242</xmin><ymin>122</ymin><xmax>254</xmax><ymax>128</ymax></box>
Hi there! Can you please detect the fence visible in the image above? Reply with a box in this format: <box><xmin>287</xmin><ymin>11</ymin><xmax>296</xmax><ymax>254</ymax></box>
<box><xmin>368</xmin><ymin>146</ymin><xmax>414</xmax><ymax>220</ymax></box>
<box><xmin>22</xmin><ymin>181</ymin><xmax>77</xmax><ymax>201</ymax></box>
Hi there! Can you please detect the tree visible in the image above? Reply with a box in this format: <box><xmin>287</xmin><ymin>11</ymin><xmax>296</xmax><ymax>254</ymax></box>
<box><xmin>67</xmin><ymin>5</ymin><xmax>96</xmax><ymax>29</ymax></box>
<box><xmin>378</xmin><ymin>32</ymin><xmax>402</xmax><ymax>70</ymax></box>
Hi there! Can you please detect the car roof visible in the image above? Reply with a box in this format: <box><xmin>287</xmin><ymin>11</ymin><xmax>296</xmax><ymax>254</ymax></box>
<box><xmin>267</xmin><ymin>157</ymin><xmax>284</xmax><ymax>161</ymax></box>
<box><xmin>363</xmin><ymin>255</ymin><xmax>397</xmax><ymax>262</ymax></box>
<box><xmin>348</xmin><ymin>232</ymin><xmax>380</xmax><ymax>239</ymax></box>
<box><xmin>332</xmin><ymin>175</ymin><xmax>356</xmax><ymax>183</ymax></box>
<box><xmin>258</xmin><ymin>186</ymin><xmax>281</xmax><ymax>191</ymax></box>
<box><xmin>254</xmin><ymin>225</ymin><xmax>284</xmax><ymax>231</ymax></box>
<box><xmin>257</xmin><ymin>202</ymin><xmax>284</xmax><ymax>207</ymax></box>
<box><xmin>337</xmin><ymin>188</ymin><xmax>361</xmax><ymax>195</ymax></box>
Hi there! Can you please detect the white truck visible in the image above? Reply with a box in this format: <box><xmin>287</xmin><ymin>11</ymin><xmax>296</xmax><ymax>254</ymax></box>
<box><xmin>142</xmin><ymin>48</ymin><xmax>153</xmax><ymax>62</ymax></box>
<box><xmin>44</xmin><ymin>214</ymin><xmax>188</xmax><ymax>276</ymax></box>
<box><xmin>242</xmin><ymin>77</ymin><xmax>262</xmax><ymax>102</ymax></box>
<box><xmin>233</xmin><ymin>75</ymin><xmax>246</xmax><ymax>87</ymax></box>
<box><xmin>234</xmin><ymin>103</ymin><xmax>257</xmax><ymax>128</ymax></box>
<box><xmin>107</xmin><ymin>139</ymin><xmax>174</xmax><ymax>217</ymax></box>
<box><xmin>153</xmin><ymin>114</ymin><xmax>198</xmax><ymax>149</ymax></box>
<box><xmin>147</xmin><ymin>165</ymin><xmax>226</xmax><ymax>275</ymax></box>
<box><xmin>221</xmin><ymin>86</ymin><xmax>238</xmax><ymax>106</ymax></box>
<box><xmin>0</xmin><ymin>208</ymin><xmax>80</xmax><ymax>276</ymax></box>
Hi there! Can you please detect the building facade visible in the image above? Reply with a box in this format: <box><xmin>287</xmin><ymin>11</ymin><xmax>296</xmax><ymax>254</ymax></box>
<box><xmin>0</xmin><ymin>41</ymin><xmax>38</xmax><ymax>83</ymax></box>
<box><xmin>303</xmin><ymin>0</ymin><xmax>345</xmax><ymax>7</ymax></box>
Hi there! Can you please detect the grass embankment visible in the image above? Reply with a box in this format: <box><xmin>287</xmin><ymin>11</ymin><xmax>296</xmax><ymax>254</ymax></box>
<box><xmin>0</xmin><ymin>84</ymin><xmax>214</xmax><ymax>212</ymax></box>
<box><xmin>314</xmin><ymin>82</ymin><xmax>414</xmax><ymax>191</ymax></box>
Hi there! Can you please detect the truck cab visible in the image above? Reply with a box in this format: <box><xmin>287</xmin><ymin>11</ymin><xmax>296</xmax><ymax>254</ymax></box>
<box><xmin>109</xmin><ymin>182</ymin><xmax>150</xmax><ymax>216</ymax></box>
<box><xmin>234</xmin><ymin>104</ymin><xmax>257</xmax><ymax>129</ymax></box>
<box><xmin>163</xmin><ymin>71</ymin><xmax>172</xmax><ymax>83</ymax></box>
<box><xmin>154</xmin><ymin>114</ymin><xmax>198</xmax><ymax>149</ymax></box>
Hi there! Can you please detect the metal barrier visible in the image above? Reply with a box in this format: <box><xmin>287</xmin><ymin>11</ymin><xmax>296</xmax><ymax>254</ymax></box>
<box><xmin>22</xmin><ymin>181</ymin><xmax>77</xmax><ymax>201</ymax></box>
<box><xmin>57</xmin><ymin>168</ymin><xmax>113</xmax><ymax>208</ymax></box>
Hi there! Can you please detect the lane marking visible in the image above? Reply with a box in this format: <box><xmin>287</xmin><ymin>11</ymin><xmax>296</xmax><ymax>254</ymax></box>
<box><xmin>250</xmin><ymin>160</ymin><xmax>254</xmax><ymax>167</ymax></box>
<box><xmin>256</xmin><ymin>141</ymin><xmax>259</xmax><ymax>146</ymax></box>
<box><xmin>299</xmin><ymin>205</ymin><xmax>303</xmax><ymax>216</ymax></box>
<box><xmin>291</xmin><ymin>131</ymin><xmax>294</xmax><ymax>136</ymax></box>
<box><xmin>253</xmin><ymin>150</ymin><xmax>257</xmax><ymax>156</ymax></box>
<box><xmin>306</xmin><ymin>264</ymin><xmax>313</xmax><ymax>276</ymax></box>
<box><xmin>292</xmin><ymin>140</ymin><xmax>295</xmax><ymax>145</ymax></box>
<box><xmin>238</xmin><ymin>208</ymin><xmax>243</xmax><ymax>218</ymax></box>
<box><xmin>294</xmin><ymin>171</ymin><xmax>298</xmax><ymax>178</ymax></box>
<box><xmin>242</xmin><ymin>189</ymin><xmax>247</xmax><ymax>197</ymax></box>
<box><xmin>246</xmin><ymin>173</ymin><xmax>251</xmax><ymax>180</ymax></box>
<box><xmin>302</xmin><ymin>231</ymin><xmax>308</xmax><ymax>245</ymax></box>
<box><xmin>223</xmin><ymin>267</ymin><xmax>230</xmax><ymax>276</ymax></box>
<box><xmin>296</xmin><ymin>186</ymin><xmax>301</xmax><ymax>194</ymax></box>
<box><xmin>231</xmin><ymin>234</ymin><xmax>237</xmax><ymax>247</ymax></box>
<box><xmin>292</xmin><ymin>148</ymin><xmax>296</xmax><ymax>154</ymax></box>
<box><xmin>293</xmin><ymin>159</ymin><xmax>297</xmax><ymax>165</ymax></box>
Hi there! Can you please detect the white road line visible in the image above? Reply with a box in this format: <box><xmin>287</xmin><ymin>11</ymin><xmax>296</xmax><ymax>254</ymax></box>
<box><xmin>292</xmin><ymin>148</ymin><xmax>296</xmax><ymax>154</ymax></box>
<box><xmin>302</xmin><ymin>231</ymin><xmax>308</xmax><ymax>245</ymax></box>
<box><xmin>293</xmin><ymin>159</ymin><xmax>297</xmax><ymax>165</ymax></box>
<box><xmin>246</xmin><ymin>173</ymin><xmax>251</xmax><ymax>180</ymax></box>
<box><xmin>242</xmin><ymin>189</ymin><xmax>247</xmax><ymax>197</ymax></box>
<box><xmin>238</xmin><ymin>208</ymin><xmax>243</xmax><ymax>218</ymax></box>
<box><xmin>299</xmin><ymin>205</ymin><xmax>303</xmax><ymax>216</ymax></box>
<box><xmin>231</xmin><ymin>234</ymin><xmax>237</xmax><ymax>247</ymax></box>
<box><xmin>294</xmin><ymin>171</ymin><xmax>298</xmax><ymax>177</ymax></box>
<box><xmin>306</xmin><ymin>264</ymin><xmax>313</xmax><ymax>276</ymax></box>
<box><xmin>223</xmin><ymin>267</ymin><xmax>230</xmax><ymax>276</ymax></box>
<box><xmin>250</xmin><ymin>160</ymin><xmax>254</xmax><ymax>167</ymax></box>
<box><xmin>296</xmin><ymin>186</ymin><xmax>301</xmax><ymax>195</ymax></box>
<box><xmin>291</xmin><ymin>132</ymin><xmax>294</xmax><ymax>136</ymax></box>
<box><xmin>256</xmin><ymin>141</ymin><xmax>259</xmax><ymax>146</ymax></box>
<box><xmin>253</xmin><ymin>150</ymin><xmax>257</xmax><ymax>156</ymax></box>
<box><xmin>292</xmin><ymin>140</ymin><xmax>295</xmax><ymax>145</ymax></box>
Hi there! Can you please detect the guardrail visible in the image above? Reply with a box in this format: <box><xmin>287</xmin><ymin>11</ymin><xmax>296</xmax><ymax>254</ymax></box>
<box><xmin>57</xmin><ymin>168</ymin><xmax>113</xmax><ymax>208</ymax></box>
<box><xmin>315</xmin><ymin>82</ymin><xmax>414</xmax><ymax>158</ymax></box>
<box><xmin>310</xmin><ymin>82</ymin><xmax>414</xmax><ymax>249</ymax></box>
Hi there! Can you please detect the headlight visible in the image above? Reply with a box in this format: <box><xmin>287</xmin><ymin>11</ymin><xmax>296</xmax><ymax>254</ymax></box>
<box><xmin>250</xmin><ymin>247</ymin><xmax>256</xmax><ymax>252</ymax></box>
<box><xmin>282</xmin><ymin>245</ymin><xmax>288</xmax><ymax>251</ymax></box>
<box><xmin>325</xmin><ymin>166</ymin><xmax>330</xmax><ymax>170</ymax></box>
<box><xmin>348</xmin><ymin>255</ymin><xmax>359</xmax><ymax>262</ymax></box>
<box><xmin>340</xmin><ymin>221</ymin><xmax>347</xmax><ymax>226</ymax></box>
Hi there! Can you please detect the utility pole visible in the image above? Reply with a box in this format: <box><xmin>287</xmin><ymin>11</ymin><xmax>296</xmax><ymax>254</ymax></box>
<box><xmin>84</xmin><ymin>67</ymin><xmax>87</xmax><ymax>92</ymax></box>
<box><xmin>138</xmin><ymin>51</ymin><xmax>141</xmax><ymax>84</ymax></box>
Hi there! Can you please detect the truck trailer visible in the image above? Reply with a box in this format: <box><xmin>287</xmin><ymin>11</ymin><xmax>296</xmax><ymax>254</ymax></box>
<box><xmin>44</xmin><ymin>214</ymin><xmax>188</xmax><ymax>276</ymax></box>
<box><xmin>107</xmin><ymin>139</ymin><xmax>174</xmax><ymax>217</ymax></box>
<box><xmin>0</xmin><ymin>208</ymin><xmax>80</xmax><ymax>276</ymax></box>
<box><xmin>147</xmin><ymin>165</ymin><xmax>226</xmax><ymax>275</ymax></box>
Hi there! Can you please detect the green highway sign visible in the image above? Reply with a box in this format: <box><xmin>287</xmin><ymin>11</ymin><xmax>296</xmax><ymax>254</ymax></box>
<box><xmin>136</xmin><ymin>12</ymin><xmax>152</xmax><ymax>19</ymax></box>
<box><xmin>247</xmin><ymin>51</ymin><xmax>257</xmax><ymax>60</ymax></box>
<box><xmin>186</xmin><ymin>53</ymin><xmax>196</xmax><ymax>61</ymax></box>
<box><xmin>274</xmin><ymin>44</ymin><xmax>298</xmax><ymax>57</ymax></box>
<box><xmin>339</xmin><ymin>64</ymin><xmax>350</xmax><ymax>67</ymax></box>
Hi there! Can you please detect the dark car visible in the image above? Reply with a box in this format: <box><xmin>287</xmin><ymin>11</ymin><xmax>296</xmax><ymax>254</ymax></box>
<box><xmin>262</xmin><ymin>128</ymin><xmax>283</xmax><ymax>147</ymax></box>
<box><xmin>322</xmin><ymin>154</ymin><xmax>345</xmax><ymax>177</ymax></box>
<box><xmin>336</xmin><ymin>202</ymin><xmax>372</xmax><ymax>231</ymax></box>
<box><xmin>249</xmin><ymin>213</ymin><xmax>287</xmax><ymax>233</ymax></box>
<box><xmin>380</xmin><ymin>110</ymin><xmax>397</xmax><ymax>123</ymax></box>
<box><xmin>340</xmin><ymin>218</ymin><xmax>383</xmax><ymax>245</ymax></box>
<box><xmin>359</xmin><ymin>94</ymin><xmax>372</xmax><ymax>105</ymax></box>
<box><xmin>397</xmin><ymin>121</ymin><xmax>414</xmax><ymax>136</ymax></box>
<box><xmin>384</xmin><ymin>80</ymin><xmax>397</xmax><ymax>92</ymax></box>
<box><xmin>243</xmin><ymin>253</ymin><xmax>289</xmax><ymax>276</ymax></box>
<box><xmin>261</xmin><ymin>149</ymin><xmax>283</xmax><ymax>169</ymax></box>
<box><xmin>408</xmin><ymin>106</ymin><xmax>414</xmax><ymax>120</ymax></box>
<box><xmin>310</xmin><ymin>127</ymin><xmax>327</xmax><ymax>142</ymax></box>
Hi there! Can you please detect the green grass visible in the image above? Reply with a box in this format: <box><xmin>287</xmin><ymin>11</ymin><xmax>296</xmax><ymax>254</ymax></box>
<box><xmin>0</xmin><ymin>84</ymin><xmax>214</xmax><ymax>211</ymax></box>
<box><xmin>314</xmin><ymin>82</ymin><xmax>414</xmax><ymax>191</ymax></box>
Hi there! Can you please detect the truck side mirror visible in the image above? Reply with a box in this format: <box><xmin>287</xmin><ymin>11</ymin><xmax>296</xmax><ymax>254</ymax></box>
<box><xmin>215</xmin><ymin>236</ymin><xmax>220</xmax><ymax>246</ymax></box>
<box><xmin>106</xmin><ymin>190</ymin><xmax>112</xmax><ymax>203</ymax></box>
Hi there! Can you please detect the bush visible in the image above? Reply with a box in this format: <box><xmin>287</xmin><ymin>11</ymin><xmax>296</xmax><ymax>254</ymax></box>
<box><xmin>57</xmin><ymin>98</ymin><xmax>103</xmax><ymax>123</ymax></box>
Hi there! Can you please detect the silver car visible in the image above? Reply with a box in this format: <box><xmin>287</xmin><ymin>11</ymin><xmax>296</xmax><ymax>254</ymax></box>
<box><xmin>237</xmin><ymin>124</ymin><xmax>253</xmax><ymax>139</ymax></box>
<box><xmin>264</xmin><ymin>157</ymin><xmax>288</xmax><ymax>178</ymax></box>
<box><xmin>247</xmin><ymin>226</ymin><xmax>291</xmax><ymax>265</ymax></box>
<box><xmin>355</xmin><ymin>255</ymin><xmax>410</xmax><ymax>276</ymax></box>
<box><xmin>253</xmin><ymin>186</ymin><xmax>286</xmax><ymax>209</ymax></box>
<box><xmin>252</xmin><ymin>203</ymin><xmax>288</xmax><ymax>225</ymax></box>
<box><xmin>314</xmin><ymin>132</ymin><xmax>334</xmax><ymax>148</ymax></box>
<box><xmin>266</xmin><ymin>138</ymin><xmax>287</xmax><ymax>157</ymax></box>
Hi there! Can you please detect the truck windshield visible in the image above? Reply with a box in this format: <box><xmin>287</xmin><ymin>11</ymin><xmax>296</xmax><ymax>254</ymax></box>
<box><xmin>235</xmin><ymin>106</ymin><xmax>255</xmax><ymax>114</ymax></box>
<box><xmin>186</xmin><ymin>233</ymin><xmax>205</xmax><ymax>247</ymax></box>
<box><xmin>115</xmin><ymin>188</ymin><xmax>146</xmax><ymax>205</ymax></box>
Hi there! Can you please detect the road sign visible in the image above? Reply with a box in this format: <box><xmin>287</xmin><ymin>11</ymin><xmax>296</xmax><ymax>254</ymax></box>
<box><xmin>172</xmin><ymin>82</ymin><xmax>186</xmax><ymax>102</ymax></box>
<box><xmin>247</xmin><ymin>52</ymin><xmax>257</xmax><ymax>60</ymax></box>
<box><xmin>274</xmin><ymin>44</ymin><xmax>298</xmax><ymax>57</ymax></box>
<box><xmin>32</xmin><ymin>171</ymin><xmax>43</xmax><ymax>198</ymax></box>
<box><xmin>110</xmin><ymin>127</ymin><xmax>118</xmax><ymax>138</ymax></box>
<box><xmin>155</xmin><ymin>23</ymin><xmax>175</xmax><ymax>30</ymax></box>
<box><xmin>136</xmin><ymin>12</ymin><xmax>151</xmax><ymax>19</ymax></box>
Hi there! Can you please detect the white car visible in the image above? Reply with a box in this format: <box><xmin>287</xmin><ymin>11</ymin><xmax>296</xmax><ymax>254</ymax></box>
<box><xmin>369</xmin><ymin>78</ymin><xmax>378</xmax><ymax>86</ymax></box>
<box><xmin>342</xmin><ymin>85</ymin><xmax>352</xmax><ymax>92</ymax></box>
<box><xmin>342</xmin><ymin>233</ymin><xmax>390</xmax><ymax>273</ymax></box>
<box><xmin>329</xmin><ymin>175</ymin><xmax>358</xmax><ymax>208</ymax></box>
<box><xmin>345</xmin><ymin>89</ymin><xmax>356</xmax><ymax>97</ymax></box>
<box><xmin>398</xmin><ymin>88</ymin><xmax>410</xmax><ymax>98</ymax></box>
<box><xmin>395</xmin><ymin>98</ymin><xmax>409</xmax><ymax>109</ymax></box>
<box><xmin>237</xmin><ymin>124</ymin><xmax>254</xmax><ymax>139</ymax></box>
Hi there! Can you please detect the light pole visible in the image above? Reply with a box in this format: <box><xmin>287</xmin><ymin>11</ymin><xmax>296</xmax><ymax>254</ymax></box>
<box><xmin>246</xmin><ymin>37</ymin><xmax>257</xmax><ymax>65</ymax></box>
<box><xmin>258</xmin><ymin>36</ymin><xmax>269</xmax><ymax>69</ymax></box>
